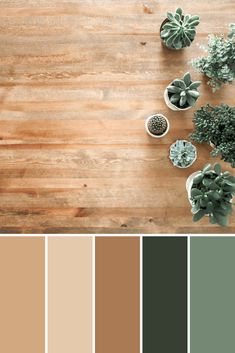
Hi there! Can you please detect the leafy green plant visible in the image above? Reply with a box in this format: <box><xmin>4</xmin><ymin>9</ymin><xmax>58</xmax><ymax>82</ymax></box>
<box><xmin>160</xmin><ymin>8</ymin><xmax>200</xmax><ymax>49</ymax></box>
<box><xmin>189</xmin><ymin>163</ymin><xmax>235</xmax><ymax>226</ymax></box>
<box><xmin>167</xmin><ymin>72</ymin><xmax>201</xmax><ymax>108</ymax></box>
<box><xmin>191</xmin><ymin>24</ymin><xmax>235</xmax><ymax>91</ymax></box>
<box><xmin>190</xmin><ymin>104</ymin><xmax>235</xmax><ymax>168</ymax></box>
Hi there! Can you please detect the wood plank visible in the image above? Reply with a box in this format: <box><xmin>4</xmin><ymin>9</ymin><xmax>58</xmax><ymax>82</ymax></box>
<box><xmin>0</xmin><ymin>0</ymin><xmax>234</xmax><ymax>233</ymax></box>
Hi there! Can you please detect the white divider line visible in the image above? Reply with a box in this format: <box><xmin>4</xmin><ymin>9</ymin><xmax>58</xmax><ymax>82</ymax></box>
<box><xmin>188</xmin><ymin>235</ymin><xmax>190</xmax><ymax>353</ymax></box>
<box><xmin>45</xmin><ymin>236</ymin><xmax>48</xmax><ymax>353</ymax></box>
<box><xmin>140</xmin><ymin>236</ymin><xmax>143</xmax><ymax>353</ymax></box>
<box><xmin>92</xmin><ymin>236</ymin><xmax>96</xmax><ymax>353</ymax></box>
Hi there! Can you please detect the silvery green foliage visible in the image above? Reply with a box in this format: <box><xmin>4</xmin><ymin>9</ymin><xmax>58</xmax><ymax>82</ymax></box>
<box><xmin>190</xmin><ymin>104</ymin><xmax>235</xmax><ymax>168</ymax></box>
<box><xmin>147</xmin><ymin>115</ymin><xmax>168</xmax><ymax>135</ymax></box>
<box><xmin>191</xmin><ymin>24</ymin><xmax>235</xmax><ymax>91</ymax></box>
<box><xmin>190</xmin><ymin>163</ymin><xmax>235</xmax><ymax>226</ymax></box>
<box><xmin>167</xmin><ymin>72</ymin><xmax>201</xmax><ymax>108</ymax></box>
<box><xmin>169</xmin><ymin>140</ymin><xmax>197</xmax><ymax>168</ymax></box>
<box><xmin>161</xmin><ymin>8</ymin><xmax>200</xmax><ymax>49</ymax></box>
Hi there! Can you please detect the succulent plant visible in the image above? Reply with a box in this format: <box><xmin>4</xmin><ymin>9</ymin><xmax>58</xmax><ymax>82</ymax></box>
<box><xmin>169</xmin><ymin>140</ymin><xmax>197</xmax><ymax>168</ymax></box>
<box><xmin>147</xmin><ymin>115</ymin><xmax>168</xmax><ymax>136</ymax></box>
<box><xmin>160</xmin><ymin>8</ymin><xmax>200</xmax><ymax>49</ymax></box>
<box><xmin>167</xmin><ymin>72</ymin><xmax>201</xmax><ymax>108</ymax></box>
<box><xmin>190</xmin><ymin>104</ymin><xmax>235</xmax><ymax>168</ymax></box>
<box><xmin>191</xmin><ymin>24</ymin><xmax>235</xmax><ymax>91</ymax></box>
<box><xmin>189</xmin><ymin>163</ymin><xmax>235</xmax><ymax>226</ymax></box>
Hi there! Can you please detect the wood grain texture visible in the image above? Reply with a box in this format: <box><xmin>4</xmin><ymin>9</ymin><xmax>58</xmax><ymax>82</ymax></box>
<box><xmin>0</xmin><ymin>0</ymin><xmax>234</xmax><ymax>234</ymax></box>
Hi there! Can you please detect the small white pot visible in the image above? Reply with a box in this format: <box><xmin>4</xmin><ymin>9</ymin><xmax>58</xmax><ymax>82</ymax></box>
<box><xmin>164</xmin><ymin>88</ymin><xmax>192</xmax><ymax>111</ymax></box>
<box><xmin>186</xmin><ymin>171</ymin><xmax>200</xmax><ymax>204</ymax></box>
<box><xmin>145</xmin><ymin>114</ymin><xmax>170</xmax><ymax>138</ymax></box>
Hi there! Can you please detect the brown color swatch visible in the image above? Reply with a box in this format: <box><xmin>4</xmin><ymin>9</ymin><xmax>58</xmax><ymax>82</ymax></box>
<box><xmin>0</xmin><ymin>237</ymin><xmax>45</xmax><ymax>353</ymax></box>
<box><xmin>96</xmin><ymin>237</ymin><xmax>140</xmax><ymax>353</ymax></box>
<box><xmin>48</xmin><ymin>237</ymin><xmax>92</xmax><ymax>353</ymax></box>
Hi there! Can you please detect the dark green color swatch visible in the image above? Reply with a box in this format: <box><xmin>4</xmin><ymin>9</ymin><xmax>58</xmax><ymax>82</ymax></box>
<box><xmin>143</xmin><ymin>237</ymin><xmax>187</xmax><ymax>353</ymax></box>
<box><xmin>191</xmin><ymin>237</ymin><xmax>235</xmax><ymax>353</ymax></box>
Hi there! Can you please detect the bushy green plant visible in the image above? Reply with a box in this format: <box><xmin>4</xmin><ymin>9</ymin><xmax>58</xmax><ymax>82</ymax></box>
<box><xmin>167</xmin><ymin>72</ymin><xmax>201</xmax><ymax>108</ymax></box>
<box><xmin>191</xmin><ymin>24</ymin><xmax>235</xmax><ymax>91</ymax></box>
<box><xmin>160</xmin><ymin>8</ymin><xmax>200</xmax><ymax>49</ymax></box>
<box><xmin>189</xmin><ymin>163</ymin><xmax>235</xmax><ymax>226</ymax></box>
<box><xmin>190</xmin><ymin>104</ymin><xmax>235</xmax><ymax>168</ymax></box>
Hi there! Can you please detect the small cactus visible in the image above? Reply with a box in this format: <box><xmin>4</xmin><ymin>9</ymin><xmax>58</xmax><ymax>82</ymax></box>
<box><xmin>167</xmin><ymin>72</ymin><xmax>201</xmax><ymax>108</ymax></box>
<box><xmin>147</xmin><ymin>115</ymin><xmax>168</xmax><ymax>135</ymax></box>
<box><xmin>161</xmin><ymin>8</ymin><xmax>200</xmax><ymax>49</ymax></box>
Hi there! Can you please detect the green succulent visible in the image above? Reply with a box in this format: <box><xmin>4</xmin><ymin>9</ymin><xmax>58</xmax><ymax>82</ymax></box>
<box><xmin>161</xmin><ymin>8</ymin><xmax>200</xmax><ymax>49</ymax></box>
<box><xmin>167</xmin><ymin>72</ymin><xmax>201</xmax><ymax>108</ymax></box>
<box><xmin>191</xmin><ymin>24</ymin><xmax>235</xmax><ymax>91</ymax></box>
<box><xmin>147</xmin><ymin>115</ymin><xmax>168</xmax><ymax>135</ymax></box>
<box><xmin>190</xmin><ymin>104</ymin><xmax>235</xmax><ymax>168</ymax></box>
<box><xmin>190</xmin><ymin>163</ymin><xmax>235</xmax><ymax>226</ymax></box>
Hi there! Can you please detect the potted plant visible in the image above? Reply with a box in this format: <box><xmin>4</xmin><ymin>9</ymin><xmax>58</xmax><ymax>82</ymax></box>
<box><xmin>186</xmin><ymin>163</ymin><xmax>235</xmax><ymax>226</ymax></box>
<box><xmin>145</xmin><ymin>114</ymin><xmax>170</xmax><ymax>138</ymax></box>
<box><xmin>191</xmin><ymin>24</ymin><xmax>235</xmax><ymax>91</ymax></box>
<box><xmin>164</xmin><ymin>72</ymin><xmax>201</xmax><ymax>111</ymax></box>
<box><xmin>169</xmin><ymin>140</ymin><xmax>197</xmax><ymax>168</ymax></box>
<box><xmin>190</xmin><ymin>104</ymin><xmax>235</xmax><ymax>168</ymax></box>
<box><xmin>160</xmin><ymin>8</ymin><xmax>200</xmax><ymax>50</ymax></box>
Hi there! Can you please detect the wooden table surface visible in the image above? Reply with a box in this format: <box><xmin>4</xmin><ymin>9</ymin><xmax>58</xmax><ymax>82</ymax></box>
<box><xmin>0</xmin><ymin>0</ymin><xmax>234</xmax><ymax>234</ymax></box>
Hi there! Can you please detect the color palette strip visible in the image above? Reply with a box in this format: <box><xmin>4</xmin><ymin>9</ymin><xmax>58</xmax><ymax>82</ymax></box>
<box><xmin>0</xmin><ymin>236</ymin><xmax>234</xmax><ymax>353</ymax></box>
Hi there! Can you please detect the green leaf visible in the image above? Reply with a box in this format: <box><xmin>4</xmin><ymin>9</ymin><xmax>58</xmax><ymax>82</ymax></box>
<box><xmin>188</xmin><ymin>90</ymin><xmax>200</xmax><ymax>98</ymax></box>
<box><xmin>206</xmin><ymin>202</ymin><xmax>213</xmax><ymax>213</ymax></box>
<box><xmin>191</xmin><ymin>188</ymin><xmax>203</xmax><ymax>197</ymax></box>
<box><xmin>214</xmin><ymin>163</ymin><xmax>221</xmax><ymax>175</ymax></box>
<box><xmin>211</xmin><ymin>192</ymin><xmax>220</xmax><ymax>200</ymax></box>
<box><xmin>193</xmin><ymin>209</ymin><xmax>206</xmax><ymax>222</ymax></box>
<box><xmin>193</xmin><ymin>173</ymin><xmax>203</xmax><ymax>184</ymax></box>
<box><xmin>203</xmin><ymin>164</ymin><xmax>211</xmax><ymax>173</ymax></box>
<box><xmin>186</xmin><ymin>95</ymin><xmax>196</xmax><ymax>107</ymax></box>
<box><xmin>176</xmin><ymin>7</ymin><xmax>183</xmax><ymax>16</ymax></box>
<box><xmin>180</xmin><ymin>95</ymin><xmax>187</xmax><ymax>107</ymax></box>
<box><xmin>209</xmin><ymin>215</ymin><xmax>217</xmax><ymax>224</ymax></box>
<box><xmin>167</xmin><ymin>85</ymin><xmax>181</xmax><ymax>93</ymax></box>
<box><xmin>214</xmin><ymin>212</ymin><xmax>228</xmax><ymax>227</ymax></box>
<box><xmin>167</xmin><ymin>12</ymin><xmax>175</xmax><ymax>21</ymax></box>
<box><xmin>188</xmin><ymin>15</ymin><xmax>200</xmax><ymax>23</ymax></box>
<box><xmin>189</xmin><ymin>81</ymin><xmax>201</xmax><ymax>89</ymax></box>
<box><xmin>202</xmin><ymin>178</ymin><xmax>211</xmax><ymax>187</ymax></box>
<box><xmin>183</xmin><ymin>72</ymin><xmax>191</xmax><ymax>86</ymax></box>
<box><xmin>173</xmin><ymin>79</ymin><xmax>186</xmax><ymax>89</ymax></box>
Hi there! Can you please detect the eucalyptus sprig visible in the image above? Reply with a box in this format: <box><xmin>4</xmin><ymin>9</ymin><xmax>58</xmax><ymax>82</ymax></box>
<box><xmin>191</xmin><ymin>24</ymin><xmax>235</xmax><ymax>91</ymax></box>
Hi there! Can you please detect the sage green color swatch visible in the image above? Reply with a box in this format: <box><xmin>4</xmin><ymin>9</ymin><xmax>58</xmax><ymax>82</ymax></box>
<box><xmin>191</xmin><ymin>237</ymin><xmax>235</xmax><ymax>353</ymax></box>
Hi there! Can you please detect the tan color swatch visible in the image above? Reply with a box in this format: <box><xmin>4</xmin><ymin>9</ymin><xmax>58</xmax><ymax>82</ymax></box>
<box><xmin>0</xmin><ymin>237</ymin><xmax>45</xmax><ymax>353</ymax></box>
<box><xmin>48</xmin><ymin>237</ymin><xmax>92</xmax><ymax>353</ymax></box>
<box><xmin>96</xmin><ymin>237</ymin><xmax>140</xmax><ymax>353</ymax></box>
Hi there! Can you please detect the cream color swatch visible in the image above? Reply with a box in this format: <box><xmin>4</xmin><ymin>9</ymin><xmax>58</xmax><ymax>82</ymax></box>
<box><xmin>48</xmin><ymin>237</ymin><xmax>92</xmax><ymax>353</ymax></box>
<box><xmin>0</xmin><ymin>237</ymin><xmax>45</xmax><ymax>353</ymax></box>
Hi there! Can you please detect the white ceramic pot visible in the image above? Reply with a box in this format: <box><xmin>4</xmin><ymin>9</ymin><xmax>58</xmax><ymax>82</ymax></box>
<box><xmin>145</xmin><ymin>114</ymin><xmax>170</xmax><ymax>138</ymax></box>
<box><xmin>164</xmin><ymin>88</ymin><xmax>192</xmax><ymax>111</ymax></box>
<box><xmin>186</xmin><ymin>171</ymin><xmax>200</xmax><ymax>204</ymax></box>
